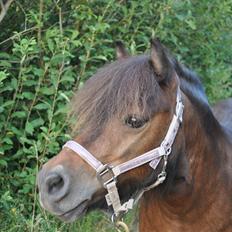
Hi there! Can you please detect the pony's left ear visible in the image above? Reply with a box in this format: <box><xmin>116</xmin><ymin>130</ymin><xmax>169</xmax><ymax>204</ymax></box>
<box><xmin>115</xmin><ymin>41</ymin><xmax>129</xmax><ymax>59</ymax></box>
<box><xmin>150</xmin><ymin>38</ymin><xmax>174</xmax><ymax>84</ymax></box>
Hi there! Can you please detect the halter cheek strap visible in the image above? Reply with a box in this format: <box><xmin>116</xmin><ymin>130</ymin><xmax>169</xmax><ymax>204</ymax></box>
<box><xmin>63</xmin><ymin>87</ymin><xmax>184</xmax><ymax>220</ymax></box>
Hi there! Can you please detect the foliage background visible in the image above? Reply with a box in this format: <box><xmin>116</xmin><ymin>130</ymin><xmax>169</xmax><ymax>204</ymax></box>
<box><xmin>0</xmin><ymin>0</ymin><xmax>231</xmax><ymax>231</ymax></box>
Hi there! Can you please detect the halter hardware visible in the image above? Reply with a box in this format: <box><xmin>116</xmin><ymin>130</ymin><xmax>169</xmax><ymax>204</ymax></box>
<box><xmin>115</xmin><ymin>220</ymin><xmax>130</xmax><ymax>232</ymax></box>
<box><xmin>62</xmin><ymin>87</ymin><xmax>184</xmax><ymax>228</ymax></box>
<box><xmin>97</xmin><ymin>164</ymin><xmax>116</xmax><ymax>188</ymax></box>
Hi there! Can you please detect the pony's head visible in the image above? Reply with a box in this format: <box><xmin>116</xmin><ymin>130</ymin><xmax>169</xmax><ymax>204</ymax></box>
<box><xmin>37</xmin><ymin>39</ymin><xmax>187</xmax><ymax>222</ymax></box>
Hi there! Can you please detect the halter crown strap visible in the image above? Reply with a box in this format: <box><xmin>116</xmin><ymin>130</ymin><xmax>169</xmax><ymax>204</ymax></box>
<box><xmin>62</xmin><ymin>87</ymin><xmax>184</xmax><ymax>219</ymax></box>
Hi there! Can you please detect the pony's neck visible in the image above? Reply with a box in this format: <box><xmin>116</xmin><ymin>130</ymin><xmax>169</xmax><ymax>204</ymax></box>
<box><xmin>139</xmin><ymin>94</ymin><xmax>232</xmax><ymax>232</ymax></box>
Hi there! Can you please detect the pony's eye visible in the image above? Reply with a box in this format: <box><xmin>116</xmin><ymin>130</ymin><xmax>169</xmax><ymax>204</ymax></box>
<box><xmin>124</xmin><ymin>115</ymin><xmax>148</xmax><ymax>129</ymax></box>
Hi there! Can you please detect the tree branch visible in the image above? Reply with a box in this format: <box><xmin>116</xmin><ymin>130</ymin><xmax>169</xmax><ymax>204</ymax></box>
<box><xmin>0</xmin><ymin>0</ymin><xmax>14</xmax><ymax>23</ymax></box>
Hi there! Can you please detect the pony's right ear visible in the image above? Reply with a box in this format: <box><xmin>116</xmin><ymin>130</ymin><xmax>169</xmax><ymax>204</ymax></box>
<box><xmin>115</xmin><ymin>41</ymin><xmax>129</xmax><ymax>59</ymax></box>
<box><xmin>150</xmin><ymin>38</ymin><xmax>174</xmax><ymax>84</ymax></box>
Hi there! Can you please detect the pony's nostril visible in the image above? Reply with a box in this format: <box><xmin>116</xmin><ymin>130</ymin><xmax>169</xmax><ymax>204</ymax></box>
<box><xmin>44</xmin><ymin>170</ymin><xmax>70</xmax><ymax>201</ymax></box>
<box><xmin>46</xmin><ymin>174</ymin><xmax>64</xmax><ymax>195</ymax></box>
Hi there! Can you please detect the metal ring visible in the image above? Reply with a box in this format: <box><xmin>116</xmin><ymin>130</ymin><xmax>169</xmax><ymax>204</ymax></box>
<box><xmin>166</xmin><ymin>147</ymin><xmax>171</xmax><ymax>155</ymax></box>
<box><xmin>111</xmin><ymin>214</ymin><xmax>116</xmax><ymax>223</ymax></box>
<box><xmin>116</xmin><ymin>221</ymin><xmax>130</xmax><ymax>232</ymax></box>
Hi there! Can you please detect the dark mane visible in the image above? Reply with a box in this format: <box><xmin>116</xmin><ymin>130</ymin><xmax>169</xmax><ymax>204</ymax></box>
<box><xmin>172</xmin><ymin>59</ymin><xmax>210</xmax><ymax>108</ymax></box>
<box><xmin>70</xmin><ymin>55</ymin><xmax>210</xmax><ymax>136</ymax></box>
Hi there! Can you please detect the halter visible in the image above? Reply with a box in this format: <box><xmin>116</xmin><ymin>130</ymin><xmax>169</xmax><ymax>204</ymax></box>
<box><xmin>63</xmin><ymin>87</ymin><xmax>184</xmax><ymax>223</ymax></box>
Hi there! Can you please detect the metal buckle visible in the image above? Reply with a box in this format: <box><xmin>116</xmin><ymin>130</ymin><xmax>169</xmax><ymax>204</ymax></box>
<box><xmin>161</xmin><ymin>141</ymin><xmax>172</xmax><ymax>156</ymax></box>
<box><xmin>157</xmin><ymin>171</ymin><xmax>166</xmax><ymax>184</ymax></box>
<box><xmin>97</xmin><ymin>164</ymin><xmax>117</xmax><ymax>188</ymax></box>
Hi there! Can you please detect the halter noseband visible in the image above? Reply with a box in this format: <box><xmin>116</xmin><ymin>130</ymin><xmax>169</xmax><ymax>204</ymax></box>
<box><xmin>63</xmin><ymin>87</ymin><xmax>184</xmax><ymax>221</ymax></box>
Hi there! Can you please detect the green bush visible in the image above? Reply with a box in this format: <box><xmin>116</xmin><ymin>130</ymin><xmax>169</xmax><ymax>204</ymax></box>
<box><xmin>0</xmin><ymin>0</ymin><xmax>231</xmax><ymax>231</ymax></box>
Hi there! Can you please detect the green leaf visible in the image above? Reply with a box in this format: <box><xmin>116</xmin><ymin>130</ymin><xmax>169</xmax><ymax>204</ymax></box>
<box><xmin>25</xmin><ymin>122</ymin><xmax>34</xmax><ymax>135</ymax></box>
<box><xmin>186</xmin><ymin>19</ymin><xmax>196</xmax><ymax>30</ymax></box>
<box><xmin>39</xmin><ymin>87</ymin><xmax>55</xmax><ymax>95</ymax></box>
<box><xmin>11</xmin><ymin>78</ymin><xmax>17</xmax><ymax>89</ymax></box>
<box><xmin>11</xmin><ymin>111</ymin><xmax>26</xmax><ymax>118</ymax></box>
<box><xmin>0</xmin><ymin>71</ymin><xmax>9</xmax><ymax>83</ymax></box>
<box><xmin>34</xmin><ymin>103</ymin><xmax>50</xmax><ymax>110</ymax></box>
<box><xmin>91</xmin><ymin>55</ymin><xmax>108</xmax><ymax>61</ymax></box>
<box><xmin>3</xmin><ymin>137</ymin><xmax>13</xmax><ymax>145</ymax></box>
<box><xmin>58</xmin><ymin>92</ymin><xmax>70</xmax><ymax>102</ymax></box>
<box><xmin>19</xmin><ymin>184</ymin><xmax>32</xmax><ymax>194</ymax></box>
<box><xmin>0</xmin><ymin>159</ymin><xmax>8</xmax><ymax>167</ymax></box>
<box><xmin>50</xmin><ymin>54</ymin><xmax>65</xmax><ymax>65</ymax></box>
<box><xmin>0</xmin><ymin>60</ymin><xmax>12</xmax><ymax>68</ymax></box>
<box><xmin>22</xmin><ymin>92</ymin><xmax>34</xmax><ymax>100</ymax></box>
<box><xmin>2</xmin><ymin>100</ymin><xmax>14</xmax><ymax>108</ymax></box>
<box><xmin>31</xmin><ymin>118</ymin><xmax>44</xmax><ymax>128</ymax></box>
<box><xmin>0</xmin><ymin>52</ymin><xmax>10</xmax><ymax>59</ymax></box>
<box><xmin>23</xmin><ymin>80</ymin><xmax>37</xmax><ymax>87</ymax></box>
<box><xmin>33</xmin><ymin>68</ymin><xmax>44</xmax><ymax>77</ymax></box>
<box><xmin>47</xmin><ymin>38</ymin><xmax>55</xmax><ymax>52</ymax></box>
<box><xmin>10</xmin><ymin>126</ymin><xmax>22</xmax><ymax>136</ymax></box>
<box><xmin>19</xmin><ymin>137</ymin><xmax>33</xmax><ymax>145</ymax></box>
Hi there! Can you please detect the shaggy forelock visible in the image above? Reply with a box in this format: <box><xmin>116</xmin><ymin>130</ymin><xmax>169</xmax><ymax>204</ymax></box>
<box><xmin>69</xmin><ymin>55</ymin><xmax>162</xmax><ymax>136</ymax></box>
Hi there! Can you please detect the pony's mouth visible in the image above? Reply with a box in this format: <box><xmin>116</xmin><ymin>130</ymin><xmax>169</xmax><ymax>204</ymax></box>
<box><xmin>58</xmin><ymin>200</ymin><xmax>89</xmax><ymax>222</ymax></box>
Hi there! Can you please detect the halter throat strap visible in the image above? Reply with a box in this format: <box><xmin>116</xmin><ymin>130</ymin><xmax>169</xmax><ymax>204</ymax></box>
<box><xmin>63</xmin><ymin>87</ymin><xmax>184</xmax><ymax>220</ymax></box>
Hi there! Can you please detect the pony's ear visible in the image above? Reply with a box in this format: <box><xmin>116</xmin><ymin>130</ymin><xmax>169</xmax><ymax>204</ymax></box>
<box><xmin>115</xmin><ymin>41</ymin><xmax>129</xmax><ymax>59</ymax></box>
<box><xmin>150</xmin><ymin>38</ymin><xmax>173</xmax><ymax>84</ymax></box>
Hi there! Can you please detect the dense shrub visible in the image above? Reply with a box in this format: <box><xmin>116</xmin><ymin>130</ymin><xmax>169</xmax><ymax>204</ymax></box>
<box><xmin>0</xmin><ymin>0</ymin><xmax>231</xmax><ymax>231</ymax></box>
